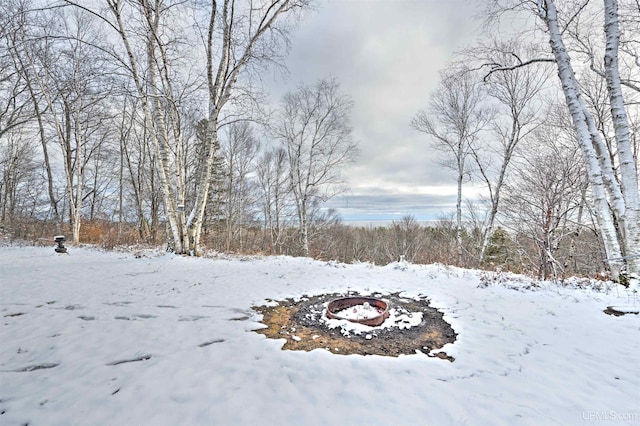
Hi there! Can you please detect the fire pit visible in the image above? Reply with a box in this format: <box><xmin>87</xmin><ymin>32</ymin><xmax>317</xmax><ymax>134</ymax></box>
<box><xmin>254</xmin><ymin>292</ymin><xmax>457</xmax><ymax>358</ymax></box>
<box><xmin>326</xmin><ymin>296</ymin><xmax>390</xmax><ymax>326</ymax></box>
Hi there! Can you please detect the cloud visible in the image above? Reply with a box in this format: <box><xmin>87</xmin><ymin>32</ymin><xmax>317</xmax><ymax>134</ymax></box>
<box><xmin>326</xmin><ymin>190</ymin><xmax>459</xmax><ymax>223</ymax></box>
<box><xmin>267</xmin><ymin>0</ymin><xmax>481</xmax><ymax>222</ymax></box>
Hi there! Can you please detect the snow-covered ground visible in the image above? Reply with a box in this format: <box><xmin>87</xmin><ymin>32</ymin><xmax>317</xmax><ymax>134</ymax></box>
<box><xmin>1</xmin><ymin>246</ymin><xmax>638</xmax><ymax>425</ymax></box>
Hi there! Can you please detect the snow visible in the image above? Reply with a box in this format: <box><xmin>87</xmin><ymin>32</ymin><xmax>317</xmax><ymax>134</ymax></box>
<box><xmin>1</xmin><ymin>246</ymin><xmax>639</xmax><ymax>425</ymax></box>
<box><xmin>323</xmin><ymin>306</ymin><xmax>423</xmax><ymax>336</ymax></box>
<box><xmin>333</xmin><ymin>301</ymin><xmax>383</xmax><ymax>320</ymax></box>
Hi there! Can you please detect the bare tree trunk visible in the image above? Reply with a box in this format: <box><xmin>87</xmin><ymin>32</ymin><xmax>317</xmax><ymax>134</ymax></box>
<box><xmin>275</xmin><ymin>79</ymin><xmax>357</xmax><ymax>258</ymax></box>
<box><xmin>300</xmin><ymin>195</ymin><xmax>310</xmax><ymax>256</ymax></box>
<box><xmin>187</xmin><ymin>0</ymin><xmax>309</xmax><ymax>256</ymax></box>
<box><xmin>121</xmin><ymin>111</ymin><xmax>151</xmax><ymax>241</ymax></box>
<box><xmin>118</xmin><ymin>115</ymin><xmax>124</xmax><ymax>237</ymax></box>
<box><xmin>602</xmin><ymin>0</ymin><xmax>640</xmax><ymax>275</ymax></box>
<box><xmin>66</xmin><ymin>0</ymin><xmax>308</xmax><ymax>255</ymax></box>
<box><xmin>21</xmin><ymin>63</ymin><xmax>59</xmax><ymax>224</ymax></box>
<box><xmin>190</xmin><ymin>117</ymin><xmax>220</xmax><ymax>255</ymax></box>
<box><xmin>60</xmin><ymin>99</ymin><xmax>81</xmax><ymax>244</ymax></box>
<box><xmin>257</xmin><ymin>148</ymin><xmax>290</xmax><ymax>254</ymax></box>
<box><xmin>143</xmin><ymin>2</ymin><xmax>185</xmax><ymax>253</ymax></box>
<box><xmin>538</xmin><ymin>0</ymin><xmax>623</xmax><ymax>277</ymax></box>
<box><xmin>103</xmin><ymin>0</ymin><xmax>184</xmax><ymax>252</ymax></box>
<box><xmin>456</xmin><ymin>153</ymin><xmax>464</xmax><ymax>266</ymax></box>
<box><xmin>413</xmin><ymin>70</ymin><xmax>486</xmax><ymax>267</ymax></box>
<box><xmin>474</xmin><ymin>52</ymin><xmax>548</xmax><ymax>263</ymax></box>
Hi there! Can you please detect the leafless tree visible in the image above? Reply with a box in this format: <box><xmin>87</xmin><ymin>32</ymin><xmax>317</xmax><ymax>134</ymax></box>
<box><xmin>2</xmin><ymin>0</ymin><xmax>60</xmax><ymax>224</ymax></box>
<box><xmin>58</xmin><ymin>0</ymin><xmax>290</xmax><ymax>253</ymax></box>
<box><xmin>220</xmin><ymin>122</ymin><xmax>261</xmax><ymax>252</ymax></box>
<box><xmin>0</xmin><ymin>38</ymin><xmax>32</xmax><ymax>141</ymax></box>
<box><xmin>188</xmin><ymin>0</ymin><xmax>311</xmax><ymax>255</ymax></box>
<box><xmin>10</xmin><ymin>4</ymin><xmax>116</xmax><ymax>243</ymax></box>
<box><xmin>484</xmin><ymin>0</ymin><xmax>640</xmax><ymax>279</ymax></box>
<box><xmin>384</xmin><ymin>215</ymin><xmax>425</xmax><ymax>263</ymax></box>
<box><xmin>502</xmin><ymin>121</ymin><xmax>589</xmax><ymax>279</ymax></box>
<box><xmin>412</xmin><ymin>69</ymin><xmax>488</xmax><ymax>266</ymax></box>
<box><xmin>273</xmin><ymin>78</ymin><xmax>358</xmax><ymax>256</ymax></box>
<box><xmin>0</xmin><ymin>129</ymin><xmax>41</xmax><ymax>227</ymax></box>
<box><xmin>467</xmin><ymin>41</ymin><xmax>551</xmax><ymax>263</ymax></box>
<box><xmin>256</xmin><ymin>147</ymin><xmax>292</xmax><ymax>254</ymax></box>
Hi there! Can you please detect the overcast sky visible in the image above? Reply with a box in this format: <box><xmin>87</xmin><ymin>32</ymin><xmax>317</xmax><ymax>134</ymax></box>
<box><xmin>266</xmin><ymin>0</ymin><xmax>482</xmax><ymax>224</ymax></box>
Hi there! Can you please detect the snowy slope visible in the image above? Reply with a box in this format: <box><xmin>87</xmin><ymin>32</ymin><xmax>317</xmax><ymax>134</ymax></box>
<box><xmin>0</xmin><ymin>246</ymin><xmax>638</xmax><ymax>425</ymax></box>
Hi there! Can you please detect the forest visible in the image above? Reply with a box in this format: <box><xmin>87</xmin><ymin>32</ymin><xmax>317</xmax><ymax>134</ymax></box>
<box><xmin>0</xmin><ymin>0</ymin><xmax>638</xmax><ymax>282</ymax></box>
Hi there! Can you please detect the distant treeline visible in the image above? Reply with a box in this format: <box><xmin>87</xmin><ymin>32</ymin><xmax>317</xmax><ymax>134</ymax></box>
<box><xmin>2</xmin><ymin>214</ymin><xmax>606</xmax><ymax>281</ymax></box>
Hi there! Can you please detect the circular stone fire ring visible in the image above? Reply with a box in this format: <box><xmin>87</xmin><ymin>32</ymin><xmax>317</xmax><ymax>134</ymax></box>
<box><xmin>253</xmin><ymin>292</ymin><xmax>457</xmax><ymax>360</ymax></box>
<box><xmin>326</xmin><ymin>296</ymin><xmax>389</xmax><ymax>326</ymax></box>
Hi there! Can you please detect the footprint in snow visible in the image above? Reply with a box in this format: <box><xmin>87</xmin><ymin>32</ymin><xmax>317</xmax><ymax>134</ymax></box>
<box><xmin>227</xmin><ymin>308</ymin><xmax>253</xmax><ymax>321</ymax></box>
<box><xmin>78</xmin><ymin>315</ymin><xmax>95</xmax><ymax>321</ymax></box>
<box><xmin>104</xmin><ymin>301</ymin><xmax>133</xmax><ymax>306</ymax></box>
<box><xmin>8</xmin><ymin>363</ymin><xmax>59</xmax><ymax>372</ymax></box>
<box><xmin>178</xmin><ymin>315</ymin><xmax>210</xmax><ymax>321</ymax></box>
<box><xmin>64</xmin><ymin>305</ymin><xmax>84</xmax><ymax>310</ymax></box>
<box><xmin>133</xmin><ymin>314</ymin><xmax>157</xmax><ymax>319</ymax></box>
<box><xmin>198</xmin><ymin>339</ymin><xmax>225</xmax><ymax>347</ymax></box>
<box><xmin>106</xmin><ymin>355</ymin><xmax>151</xmax><ymax>366</ymax></box>
<box><xmin>228</xmin><ymin>315</ymin><xmax>250</xmax><ymax>321</ymax></box>
<box><xmin>114</xmin><ymin>314</ymin><xmax>157</xmax><ymax>320</ymax></box>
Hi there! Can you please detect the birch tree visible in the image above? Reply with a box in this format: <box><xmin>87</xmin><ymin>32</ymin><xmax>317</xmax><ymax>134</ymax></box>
<box><xmin>471</xmin><ymin>43</ymin><xmax>550</xmax><ymax>263</ymax></box>
<box><xmin>256</xmin><ymin>147</ymin><xmax>291</xmax><ymax>254</ymax></box>
<box><xmin>0</xmin><ymin>28</ymin><xmax>33</xmax><ymax>141</ymax></box>
<box><xmin>61</xmin><ymin>0</ymin><xmax>307</xmax><ymax>254</ymax></box>
<box><xmin>220</xmin><ymin>122</ymin><xmax>260</xmax><ymax>252</ymax></box>
<box><xmin>0</xmin><ymin>130</ymin><xmax>41</xmax><ymax>226</ymax></box>
<box><xmin>15</xmin><ymin>5</ymin><xmax>115</xmax><ymax>243</ymax></box>
<box><xmin>4</xmin><ymin>0</ymin><xmax>60</xmax><ymax>223</ymax></box>
<box><xmin>601</xmin><ymin>0</ymin><xmax>640</xmax><ymax>275</ymax></box>
<box><xmin>188</xmin><ymin>0</ymin><xmax>310</xmax><ymax>255</ymax></box>
<box><xmin>485</xmin><ymin>0</ymin><xmax>640</xmax><ymax>280</ymax></box>
<box><xmin>412</xmin><ymin>69</ymin><xmax>487</xmax><ymax>267</ymax></box>
<box><xmin>502</xmin><ymin>118</ymin><xmax>589</xmax><ymax>279</ymax></box>
<box><xmin>274</xmin><ymin>78</ymin><xmax>357</xmax><ymax>256</ymax></box>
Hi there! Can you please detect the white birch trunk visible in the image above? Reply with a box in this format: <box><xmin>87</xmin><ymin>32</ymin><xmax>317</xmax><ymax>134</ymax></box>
<box><xmin>145</xmin><ymin>25</ymin><xmax>184</xmax><ymax>253</ymax></box>
<box><xmin>478</xmin><ymin>122</ymin><xmax>517</xmax><ymax>264</ymax></box>
<box><xmin>186</xmin><ymin>0</ymin><xmax>303</xmax><ymax>256</ymax></box>
<box><xmin>71</xmin><ymin>99</ymin><xmax>84</xmax><ymax>245</ymax></box>
<box><xmin>479</xmin><ymin>164</ymin><xmax>505</xmax><ymax>264</ymax></box>
<box><xmin>106</xmin><ymin>1</ymin><xmax>184</xmax><ymax>252</ymax></box>
<box><xmin>602</xmin><ymin>0</ymin><xmax>640</xmax><ymax>276</ymax></box>
<box><xmin>31</xmin><ymin>72</ymin><xmax>76</xmax><ymax>241</ymax></box>
<box><xmin>300</xmin><ymin>197</ymin><xmax>310</xmax><ymax>257</ymax></box>
<box><xmin>189</xmin><ymin>118</ymin><xmax>219</xmax><ymax>255</ymax></box>
<box><xmin>539</xmin><ymin>0</ymin><xmax>623</xmax><ymax>275</ymax></box>
<box><xmin>456</xmin><ymin>151</ymin><xmax>464</xmax><ymax>267</ymax></box>
<box><xmin>147</xmin><ymin>1</ymin><xmax>190</xmax><ymax>253</ymax></box>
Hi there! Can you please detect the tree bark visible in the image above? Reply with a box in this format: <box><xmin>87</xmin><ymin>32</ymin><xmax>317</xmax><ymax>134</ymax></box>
<box><xmin>538</xmin><ymin>0</ymin><xmax>623</xmax><ymax>276</ymax></box>
<box><xmin>456</xmin><ymin>148</ymin><xmax>464</xmax><ymax>267</ymax></box>
<box><xmin>602</xmin><ymin>0</ymin><xmax>640</xmax><ymax>275</ymax></box>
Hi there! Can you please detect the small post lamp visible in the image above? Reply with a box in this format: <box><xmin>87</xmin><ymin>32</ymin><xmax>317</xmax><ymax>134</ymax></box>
<box><xmin>54</xmin><ymin>235</ymin><xmax>68</xmax><ymax>254</ymax></box>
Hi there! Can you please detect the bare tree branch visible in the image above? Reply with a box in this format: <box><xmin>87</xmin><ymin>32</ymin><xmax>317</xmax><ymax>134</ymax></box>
<box><xmin>482</xmin><ymin>57</ymin><xmax>555</xmax><ymax>82</ymax></box>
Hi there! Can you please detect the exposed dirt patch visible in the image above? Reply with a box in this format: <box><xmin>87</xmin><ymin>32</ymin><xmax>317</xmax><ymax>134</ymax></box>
<box><xmin>253</xmin><ymin>292</ymin><xmax>457</xmax><ymax>360</ymax></box>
